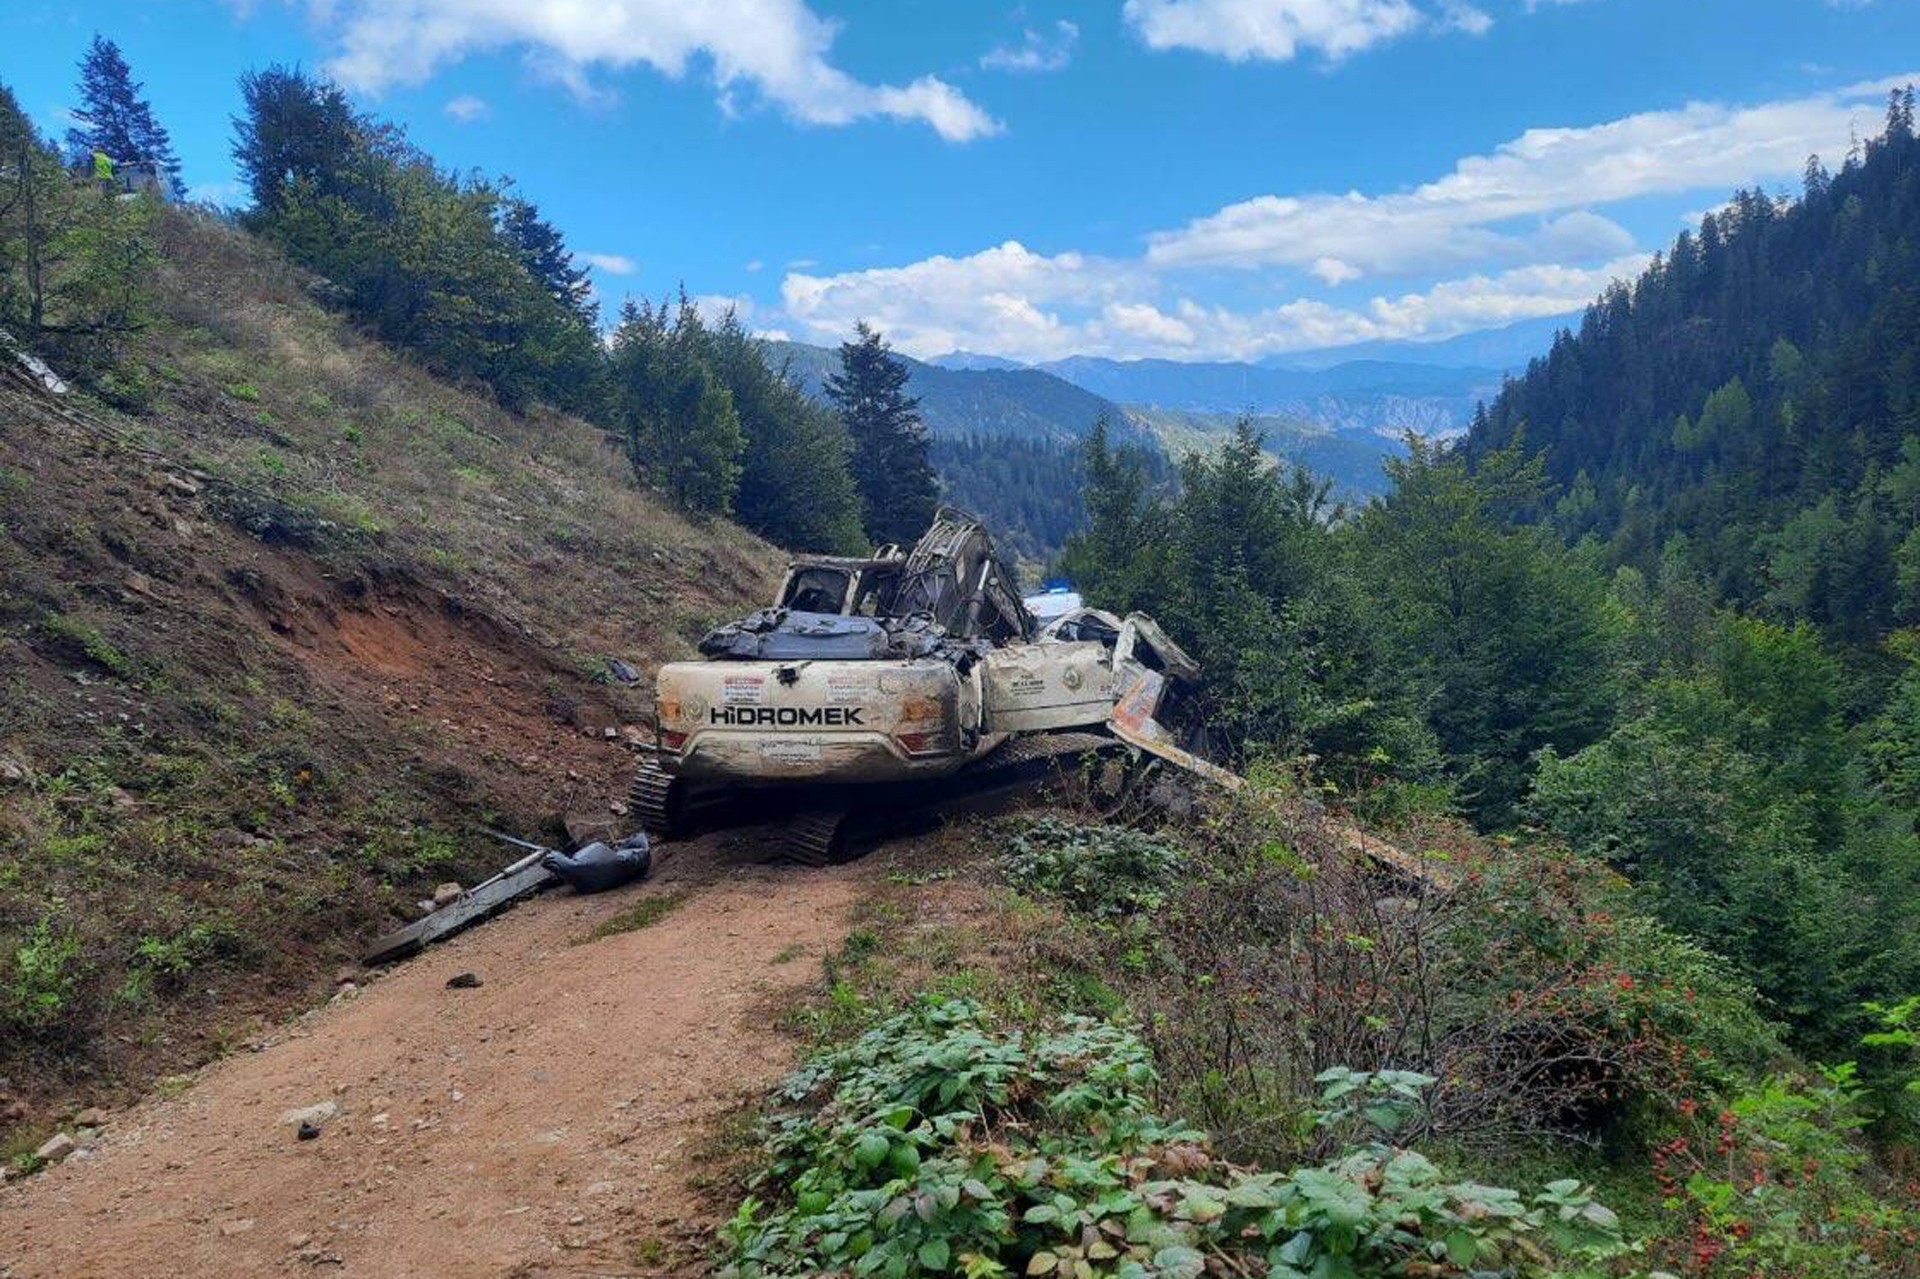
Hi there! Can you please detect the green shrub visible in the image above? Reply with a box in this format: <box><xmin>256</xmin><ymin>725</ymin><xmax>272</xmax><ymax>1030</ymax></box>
<box><xmin>721</xmin><ymin>997</ymin><xmax>1633</xmax><ymax>1279</ymax></box>
<box><xmin>1648</xmin><ymin>1067</ymin><xmax>1916</xmax><ymax>1277</ymax></box>
<box><xmin>2</xmin><ymin>917</ymin><xmax>84</xmax><ymax>1036</ymax></box>
<box><xmin>998</xmin><ymin>817</ymin><xmax>1184</xmax><ymax>919</ymax></box>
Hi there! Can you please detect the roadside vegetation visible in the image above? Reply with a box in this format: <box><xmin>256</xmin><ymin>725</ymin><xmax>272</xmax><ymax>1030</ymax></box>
<box><xmin>724</xmin><ymin>796</ymin><xmax>1920</xmax><ymax>1277</ymax></box>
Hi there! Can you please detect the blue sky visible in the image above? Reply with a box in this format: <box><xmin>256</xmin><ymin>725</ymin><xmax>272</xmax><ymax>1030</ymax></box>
<box><xmin>3</xmin><ymin>0</ymin><xmax>1917</xmax><ymax>362</ymax></box>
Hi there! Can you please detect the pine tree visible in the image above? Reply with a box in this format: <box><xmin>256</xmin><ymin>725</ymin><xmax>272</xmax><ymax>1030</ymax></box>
<box><xmin>231</xmin><ymin>66</ymin><xmax>360</xmax><ymax>215</ymax></box>
<box><xmin>608</xmin><ymin>298</ymin><xmax>744</xmax><ymax>515</ymax></box>
<box><xmin>63</xmin><ymin>35</ymin><xmax>183</xmax><ymax>197</ymax></box>
<box><xmin>824</xmin><ymin>322</ymin><xmax>938</xmax><ymax>546</ymax></box>
<box><xmin>500</xmin><ymin>193</ymin><xmax>597</xmax><ymax>328</ymax></box>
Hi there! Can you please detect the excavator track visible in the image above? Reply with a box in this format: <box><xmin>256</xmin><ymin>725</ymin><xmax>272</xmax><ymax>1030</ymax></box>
<box><xmin>630</xmin><ymin>760</ymin><xmax>689</xmax><ymax>837</ymax></box>
<box><xmin>782</xmin><ymin>807</ymin><xmax>852</xmax><ymax>867</ymax></box>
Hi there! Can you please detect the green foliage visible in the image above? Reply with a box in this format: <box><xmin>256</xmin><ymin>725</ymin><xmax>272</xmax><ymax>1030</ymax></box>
<box><xmin>826</xmin><ymin>323</ymin><xmax>940</xmax><ymax>548</ymax></box>
<box><xmin>1354</xmin><ymin>436</ymin><xmax>1623</xmax><ymax>825</ymax></box>
<box><xmin>609</xmin><ymin>295</ymin><xmax>745</xmax><ymax>515</ymax></box>
<box><xmin>1648</xmin><ymin>1068</ymin><xmax>1916</xmax><ymax>1277</ymax></box>
<box><xmin>998</xmin><ymin>816</ymin><xmax>1184</xmax><ymax>919</ymax></box>
<box><xmin>720</xmin><ymin>997</ymin><xmax>1634</xmax><ymax>1279</ymax></box>
<box><xmin>1474</xmin><ymin>100</ymin><xmax>1920</xmax><ymax>643</ymax></box>
<box><xmin>0</xmin><ymin>81</ymin><xmax>155</xmax><ymax>350</ymax></box>
<box><xmin>2</xmin><ymin>916</ymin><xmax>84</xmax><ymax>1037</ymax></box>
<box><xmin>63</xmin><ymin>34</ymin><xmax>183</xmax><ymax>197</ymax></box>
<box><xmin>1531</xmin><ymin>610</ymin><xmax>1920</xmax><ymax>1054</ymax></box>
<box><xmin>233</xmin><ymin>65</ymin><xmax>603</xmax><ymax>414</ymax></box>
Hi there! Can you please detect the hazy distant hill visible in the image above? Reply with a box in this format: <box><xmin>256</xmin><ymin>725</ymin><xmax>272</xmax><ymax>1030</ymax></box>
<box><xmin>1263</xmin><ymin>313</ymin><xmax>1570</xmax><ymax>371</ymax></box>
<box><xmin>760</xmin><ymin>339</ymin><xmax>1141</xmax><ymax>447</ymax></box>
<box><xmin>1035</xmin><ymin>355</ymin><xmax>1499</xmax><ymax>438</ymax></box>
<box><xmin>1129</xmin><ymin>406</ymin><xmax>1405</xmax><ymax>502</ymax></box>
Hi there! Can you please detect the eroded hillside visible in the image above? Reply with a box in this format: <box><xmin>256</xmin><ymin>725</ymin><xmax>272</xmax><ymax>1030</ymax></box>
<box><xmin>0</xmin><ymin>210</ymin><xmax>779</xmax><ymax>1135</ymax></box>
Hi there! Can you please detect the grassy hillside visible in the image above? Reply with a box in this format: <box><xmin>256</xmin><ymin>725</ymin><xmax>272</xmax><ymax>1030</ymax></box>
<box><xmin>0</xmin><ymin>209</ymin><xmax>778</xmax><ymax>1132</ymax></box>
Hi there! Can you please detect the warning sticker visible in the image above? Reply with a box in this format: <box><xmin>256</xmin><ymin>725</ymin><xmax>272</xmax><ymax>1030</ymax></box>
<box><xmin>826</xmin><ymin>673</ymin><xmax>871</xmax><ymax>704</ymax></box>
<box><xmin>722</xmin><ymin>676</ymin><xmax>765</xmax><ymax>705</ymax></box>
<box><xmin>759</xmin><ymin>739</ymin><xmax>822</xmax><ymax>764</ymax></box>
<box><xmin>1007</xmin><ymin>673</ymin><xmax>1046</xmax><ymax>699</ymax></box>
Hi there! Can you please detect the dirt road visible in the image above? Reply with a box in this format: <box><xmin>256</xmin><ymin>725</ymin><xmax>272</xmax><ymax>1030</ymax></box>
<box><xmin>0</xmin><ymin>837</ymin><xmax>862</xmax><ymax>1278</ymax></box>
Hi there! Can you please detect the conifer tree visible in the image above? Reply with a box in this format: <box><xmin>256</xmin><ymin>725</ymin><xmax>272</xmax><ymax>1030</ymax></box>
<box><xmin>824</xmin><ymin>322</ymin><xmax>939</xmax><ymax>546</ymax></box>
<box><xmin>63</xmin><ymin>35</ymin><xmax>182</xmax><ymax>197</ymax></box>
<box><xmin>500</xmin><ymin>193</ymin><xmax>597</xmax><ymax>328</ymax></box>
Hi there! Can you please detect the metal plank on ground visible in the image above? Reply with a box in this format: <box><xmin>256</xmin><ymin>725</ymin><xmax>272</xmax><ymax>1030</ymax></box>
<box><xmin>361</xmin><ymin>860</ymin><xmax>558</xmax><ymax>965</ymax></box>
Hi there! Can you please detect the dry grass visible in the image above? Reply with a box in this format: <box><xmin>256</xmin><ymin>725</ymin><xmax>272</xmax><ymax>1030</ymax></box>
<box><xmin>0</xmin><ymin>207</ymin><xmax>781</xmax><ymax>1132</ymax></box>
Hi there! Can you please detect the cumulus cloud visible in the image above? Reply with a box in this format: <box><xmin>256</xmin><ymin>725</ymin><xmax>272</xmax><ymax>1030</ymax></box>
<box><xmin>1123</xmin><ymin>0</ymin><xmax>1424</xmax><ymax>62</ymax></box>
<box><xmin>1146</xmin><ymin>76</ymin><xmax>1908</xmax><ymax>276</ymax></box>
<box><xmin>298</xmin><ymin>0</ymin><xmax>999</xmax><ymax>142</ymax></box>
<box><xmin>981</xmin><ymin>20</ymin><xmax>1079</xmax><ymax>73</ymax></box>
<box><xmin>580</xmin><ymin>252</ymin><xmax>638</xmax><ymax>274</ymax></box>
<box><xmin>781</xmin><ymin>242</ymin><xmax>1645</xmax><ymax>361</ymax></box>
<box><xmin>771</xmin><ymin>76</ymin><xmax>1914</xmax><ymax>363</ymax></box>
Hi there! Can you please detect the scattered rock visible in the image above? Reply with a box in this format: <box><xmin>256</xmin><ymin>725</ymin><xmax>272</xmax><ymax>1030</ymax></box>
<box><xmin>445</xmin><ymin>972</ymin><xmax>483</xmax><ymax>989</ymax></box>
<box><xmin>72</xmin><ymin>1107</ymin><xmax>106</xmax><ymax>1129</ymax></box>
<box><xmin>104</xmin><ymin>786</ymin><xmax>138</xmax><ymax>813</ymax></box>
<box><xmin>333</xmin><ymin>967</ymin><xmax>359</xmax><ymax>986</ymax></box>
<box><xmin>563</xmin><ymin>811</ymin><xmax>616</xmax><ymax>846</ymax></box>
<box><xmin>608</xmin><ymin>799</ymin><xmax>629</xmax><ymax>816</ymax></box>
<box><xmin>35</xmin><ymin>1132</ymin><xmax>77</xmax><ymax>1163</ymax></box>
<box><xmin>162</xmin><ymin>473</ymin><xmax>201</xmax><ymax>498</ymax></box>
<box><xmin>605</xmin><ymin>658</ymin><xmax>641</xmax><ymax>684</ymax></box>
<box><xmin>0</xmin><ymin>750</ymin><xmax>31</xmax><ymax>786</ymax></box>
<box><xmin>296</xmin><ymin>1121</ymin><xmax>322</xmax><ymax>1142</ymax></box>
<box><xmin>416</xmin><ymin>899</ymin><xmax>436</xmax><ymax>916</ymax></box>
<box><xmin>601</xmin><ymin>726</ymin><xmax>619</xmax><ymax>740</ymax></box>
<box><xmin>219</xmin><ymin>1218</ymin><xmax>256</xmax><ymax>1236</ymax></box>
<box><xmin>122</xmin><ymin>572</ymin><xmax>158</xmax><ymax>600</ymax></box>
<box><xmin>278</xmin><ymin>1100</ymin><xmax>338</xmax><ymax>1128</ymax></box>
<box><xmin>432</xmin><ymin>882</ymin><xmax>463</xmax><ymax>908</ymax></box>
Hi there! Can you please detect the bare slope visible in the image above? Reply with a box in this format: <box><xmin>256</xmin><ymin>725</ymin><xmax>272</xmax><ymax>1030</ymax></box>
<box><xmin>0</xmin><ymin>210</ymin><xmax>779</xmax><ymax>1138</ymax></box>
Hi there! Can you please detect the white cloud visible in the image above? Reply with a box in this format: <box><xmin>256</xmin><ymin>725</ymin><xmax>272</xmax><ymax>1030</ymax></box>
<box><xmin>745</xmin><ymin>259</ymin><xmax>765</xmax><ymax>273</ymax></box>
<box><xmin>768</xmin><ymin>75</ymin><xmax>1920</xmax><ymax>363</ymax></box>
<box><xmin>580</xmin><ymin>252</ymin><xmax>638</xmax><ymax>274</ymax></box>
<box><xmin>1146</xmin><ymin>76</ymin><xmax>1909</xmax><ymax>277</ymax></box>
<box><xmin>692</xmin><ymin>293</ymin><xmax>757</xmax><ymax>324</ymax></box>
<box><xmin>1439</xmin><ymin>1</ymin><xmax>1493</xmax><ymax>34</ymax></box>
<box><xmin>299</xmin><ymin>0</ymin><xmax>999</xmax><ymax>142</ymax></box>
<box><xmin>443</xmin><ymin>93</ymin><xmax>490</xmax><ymax>122</ymax></box>
<box><xmin>779</xmin><ymin>241</ymin><xmax>1643</xmax><ymax>362</ymax></box>
<box><xmin>981</xmin><ymin>20</ymin><xmax>1079</xmax><ymax>73</ymax></box>
<box><xmin>1123</xmin><ymin>0</ymin><xmax>1425</xmax><ymax>62</ymax></box>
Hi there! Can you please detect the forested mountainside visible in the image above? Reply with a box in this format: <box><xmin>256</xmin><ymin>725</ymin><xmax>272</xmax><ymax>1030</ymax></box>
<box><xmin>1471</xmin><ymin>91</ymin><xmax>1920</xmax><ymax>641</ymax></box>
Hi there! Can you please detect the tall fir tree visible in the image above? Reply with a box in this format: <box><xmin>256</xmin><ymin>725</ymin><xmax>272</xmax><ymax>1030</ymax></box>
<box><xmin>500</xmin><ymin>192</ymin><xmax>597</xmax><ymax>329</ymax></box>
<box><xmin>63</xmin><ymin>35</ymin><xmax>183</xmax><ymax>197</ymax></box>
<box><xmin>824</xmin><ymin>322</ymin><xmax>939</xmax><ymax>547</ymax></box>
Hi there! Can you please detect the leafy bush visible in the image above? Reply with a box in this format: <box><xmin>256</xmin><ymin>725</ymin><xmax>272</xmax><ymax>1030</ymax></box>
<box><xmin>721</xmin><ymin>997</ymin><xmax>1634</xmax><ymax>1278</ymax></box>
<box><xmin>1648</xmin><ymin>1068</ymin><xmax>1918</xmax><ymax>1277</ymax></box>
<box><xmin>999</xmin><ymin>817</ymin><xmax>1184</xmax><ymax>919</ymax></box>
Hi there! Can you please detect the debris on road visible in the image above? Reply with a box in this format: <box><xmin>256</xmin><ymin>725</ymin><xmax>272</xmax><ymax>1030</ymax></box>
<box><xmin>445</xmin><ymin>972</ymin><xmax>483</xmax><ymax>989</ymax></box>
<box><xmin>541</xmin><ymin>832</ymin><xmax>651</xmax><ymax>894</ymax></box>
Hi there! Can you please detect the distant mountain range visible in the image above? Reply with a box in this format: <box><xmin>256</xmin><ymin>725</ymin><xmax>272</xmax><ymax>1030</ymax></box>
<box><xmin>761</xmin><ymin>339</ymin><xmax>1147</xmax><ymax>448</ymax></box>
<box><xmin>763</xmin><ymin>316</ymin><xmax>1568</xmax><ymax>560</ymax></box>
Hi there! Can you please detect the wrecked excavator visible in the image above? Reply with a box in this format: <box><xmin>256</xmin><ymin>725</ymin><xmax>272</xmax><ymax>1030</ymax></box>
<box><xmin>632</xmin><ymin>507</ymin><xmax>1240</xmax><ymax>863</ymax></box>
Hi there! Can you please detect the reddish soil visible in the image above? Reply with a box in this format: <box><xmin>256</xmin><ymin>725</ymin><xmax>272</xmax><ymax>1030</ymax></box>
<box><xmin>0</xmin><ymin>835</ymin><xmax>864</xmax><ymax>1279</ymax></box>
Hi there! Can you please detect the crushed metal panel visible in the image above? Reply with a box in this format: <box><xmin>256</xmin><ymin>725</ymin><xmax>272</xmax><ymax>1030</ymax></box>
<box><xmin>981</xmin><ymin>640</ymin><xmax>1114</xmax><ymax>734</ymax></box>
